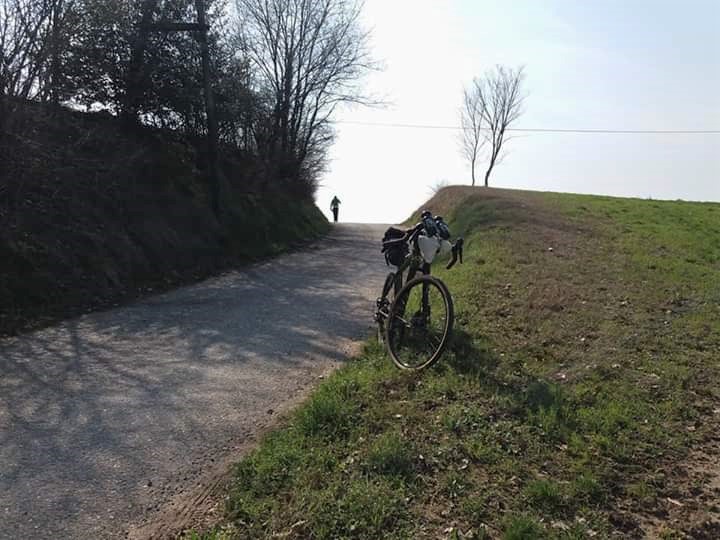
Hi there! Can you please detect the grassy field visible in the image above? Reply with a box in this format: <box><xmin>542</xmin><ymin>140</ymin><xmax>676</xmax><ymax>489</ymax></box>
<box><xmin>195</xmin><ymin>187</ymin><xmax>719</xmax><ymax>539</ymax></box>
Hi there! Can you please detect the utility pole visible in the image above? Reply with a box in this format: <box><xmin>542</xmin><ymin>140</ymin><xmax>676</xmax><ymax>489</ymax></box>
<box><xmin>125</xmin><ymin>0</ymin><xmax>223</xmax><ymax>218</ymax></box>
<box><xmin>194</xmin><ymin>0</ymin><xmax>222</xmax><ymax>217</ymax></box>
<box><xmin>124</xmin><ymin>0</ymin><xmax>158</xmax><ymax>124</ymax></box>
<box><xmin>49</xmin><ymin>0</ymin><xmax>64</xmax><ymax>106</ymax></box>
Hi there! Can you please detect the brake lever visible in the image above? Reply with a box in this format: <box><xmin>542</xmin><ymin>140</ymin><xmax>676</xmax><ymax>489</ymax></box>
<box><xmin>446</xmin><ymin>237</ymin><xmax>464</xmax><ymax>269</ymax></box>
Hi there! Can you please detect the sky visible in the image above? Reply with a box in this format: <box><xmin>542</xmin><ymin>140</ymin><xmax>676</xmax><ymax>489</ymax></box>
<box><xmin>315</xmin><ymin>0</ymin><xmax>720</xmax><ymax>223</ymax></box>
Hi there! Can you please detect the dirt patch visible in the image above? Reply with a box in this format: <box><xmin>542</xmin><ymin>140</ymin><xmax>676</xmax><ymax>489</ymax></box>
<box><xmin>126</xmin><ymin>362</ymin><xmax>353</xmax><ymax>540</ymax></box>
<box><xmin>127</xmin><ymin>409</ymin><xmax>283</xmax><ymax>539</ymax></box>
<box><xmin>623</xmin><ymin>423</ymin><xmax>720</xmax><ymax>538</ymax></box>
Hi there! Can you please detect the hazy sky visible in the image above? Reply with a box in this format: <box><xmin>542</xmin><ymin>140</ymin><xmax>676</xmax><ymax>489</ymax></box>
<box><xmin>315</xmin><ymin>0</ymin><xmax>720</xmax><ymax>223</ymax></box>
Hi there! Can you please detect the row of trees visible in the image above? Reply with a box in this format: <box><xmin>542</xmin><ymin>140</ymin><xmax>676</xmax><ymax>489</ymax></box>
<box><xmin>0</xmin><ymin>0</ymin><xmax>373</xmax><ymax>200</ymax></box>
<box><xmin>460</xmin><ymin>65</ymin><xmax>526</xmax><ymax>187</ymax></box>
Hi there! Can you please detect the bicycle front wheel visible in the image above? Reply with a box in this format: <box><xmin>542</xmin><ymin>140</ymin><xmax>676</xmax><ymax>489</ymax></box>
<box><xmin>376</xmin><ymin>272</ymin><xmax>396</xmax><ymax>343</ymax></box>
<box><xmin>385</xmin><ymin>275</ymin><xmax>454</xmax><ymax>370</ymax></box>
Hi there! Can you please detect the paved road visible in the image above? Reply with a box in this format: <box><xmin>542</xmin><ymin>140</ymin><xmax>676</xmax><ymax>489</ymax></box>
<box><xmin>0</xmin><ymin>223</ymin><xmax>389</xmax><ymax>539</ymax></box>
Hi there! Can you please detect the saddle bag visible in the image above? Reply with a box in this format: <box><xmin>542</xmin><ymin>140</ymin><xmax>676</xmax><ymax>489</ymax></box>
<box><xmin>381</xmin><ymin>227</ymin><xmax>408</xmax><ymax>267</ymax></box>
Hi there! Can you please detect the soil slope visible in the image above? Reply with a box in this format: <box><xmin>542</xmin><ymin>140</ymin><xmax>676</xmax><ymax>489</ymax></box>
<box><xmin>0</xmin><ymin>99</ymin><xmax>328</xmax><ymax>336</ymax></box>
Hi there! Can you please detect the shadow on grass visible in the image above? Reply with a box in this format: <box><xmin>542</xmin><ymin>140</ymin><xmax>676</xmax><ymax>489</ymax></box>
<box><xmin>438</xmin><ymin>328</ymin><xmax>583</xmax><ymax>444</ymax></box>
<box><xmin>443</xmin><ymin>328</ymin><xmax>500</xmax><ymax>376</ymax></box>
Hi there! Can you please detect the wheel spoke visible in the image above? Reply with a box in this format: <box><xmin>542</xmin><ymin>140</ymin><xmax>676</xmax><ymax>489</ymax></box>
<box><xmin>386</xmin><ymin>276</ymin><xmax>453</xmax><ymax>370</ymax></box>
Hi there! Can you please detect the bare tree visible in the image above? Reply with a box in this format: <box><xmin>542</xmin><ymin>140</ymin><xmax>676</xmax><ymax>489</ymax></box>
<box><xmin>233</xmin><ymin>0</ymin><xmax>374</xmax><ymax>192</ymax></box>
<box><xmin>0</xmin><ymin>0</ymin><xmax>76</xmax><ymax>102</ymax></box>
<box><xmin>459</xmin><ymin>84</ymin><xmax>484</xmax><ymax>186</ymax></box>
<box><xmin>0</xmin><ymin>0</ymin><xmax>51</xmax><ymax>99</ymax></box>
<box><xmin>461</xmin><ymin>65</ymin><xmax>525</xmax><ymax>187</ymax></box>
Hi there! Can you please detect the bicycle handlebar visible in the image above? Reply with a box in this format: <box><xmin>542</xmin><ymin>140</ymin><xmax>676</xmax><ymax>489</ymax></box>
<box><xmin>446</xmin><ymin>237</ymin><xmax>464</xmax><ymax>269</ymax></box>
<box><xmin>403</xmin><ymin>222</ymin><xmax>464</xmax><ymax>270</ymax></box>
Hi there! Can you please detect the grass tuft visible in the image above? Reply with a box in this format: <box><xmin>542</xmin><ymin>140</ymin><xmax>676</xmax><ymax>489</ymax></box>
<box><xmin>502</xmin><ymin>514</ymin><xmax>547</xmax><ymax>539</ymax></box>
<box><xmin>296</xmin><ymin>380</ymin><xmax>360</xmax><ymax>439</ymax></box>
<box><xmin>306</xmin><ymin>477</ymin><xmax>410</xmax><ymax>539</ymax></box>
<box><xmin>365</xmin><ymin>432</ymin><xmax>415</xmax><ymax>479</ymax></box>
<box><xmin>524</xmin><ymin>478</ymin><xmax>565</xmax><ymax>512</ymax></box>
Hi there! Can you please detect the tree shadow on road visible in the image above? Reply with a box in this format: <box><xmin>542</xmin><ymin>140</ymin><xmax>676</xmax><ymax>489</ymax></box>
<box><xmin>0</xmin><ymin>223</ymin><xmax>390</xmax><ymax>538</ymax></box>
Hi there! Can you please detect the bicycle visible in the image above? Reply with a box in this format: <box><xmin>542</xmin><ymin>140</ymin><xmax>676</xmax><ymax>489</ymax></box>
<box><xmin>374</xmin><ymin>211</ymin><xmax>464</xmax><ymax>370</ymax></box>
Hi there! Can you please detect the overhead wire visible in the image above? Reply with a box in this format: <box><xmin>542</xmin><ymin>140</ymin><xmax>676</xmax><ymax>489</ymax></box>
<box><xmin>336</xmin><ymin>120</ymin><xmax>720</xmax><ymax>134</ymax></box>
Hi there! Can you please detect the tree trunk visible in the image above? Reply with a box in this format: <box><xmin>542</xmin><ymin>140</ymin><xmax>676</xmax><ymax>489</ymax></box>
<box><xmin>195</xmin><ymin>0</ymin><xmax>224</xmax><ymax>218</ymax></box>
<box><xmin>471</xmin><ymin>158</ymin><xmax>476</xmax><ymax>186</ymax></box>
<box><xmin>124</xmin><ymin>0</ymin><xmax>158</xmax><ymax>123</ymax></box>
<box><xmin>484</xmin><ymin>148</ymin><xmax>499</xmax><ymax>187</ymax></box>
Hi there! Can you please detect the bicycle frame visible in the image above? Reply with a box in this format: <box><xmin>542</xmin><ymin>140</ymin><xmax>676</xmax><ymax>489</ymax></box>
<box><xmin>385</xmin><ymin>230</ymin><xmax>435</xmax><ymax>325</ymax></box>
<box><xmin>392</xmin><ymin>249</ymin><xmax>429</xmax><ymax>293</ymax></box>
<box><xmin>377</xmin><ymin>220</ymin><xmax>463</xmax><ymax>327</ymax></box>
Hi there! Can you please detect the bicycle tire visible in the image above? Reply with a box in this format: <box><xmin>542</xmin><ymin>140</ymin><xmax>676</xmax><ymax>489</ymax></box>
<box><xmin>385</xmin><ymin>275</ymin><xmax>454</xmax><ymax>370</ymax></box>
<box><xmin>376</xmin><ymin>272</ymin><xmax>396</xmax><ymax>343</ymax></box>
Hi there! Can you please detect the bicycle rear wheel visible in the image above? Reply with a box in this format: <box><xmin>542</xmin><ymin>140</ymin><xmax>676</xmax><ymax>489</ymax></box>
<box><xmin>376</xmin><ymin>272</ymin><xmax>396</xmax><ymax>343</ymax></box>
<box><xmin>386</xmin><ymin>275</ymin><xmax>454</xmax><ymax>370</ymax></box>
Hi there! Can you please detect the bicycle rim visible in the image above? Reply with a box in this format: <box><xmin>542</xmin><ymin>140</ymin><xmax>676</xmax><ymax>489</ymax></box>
<box><xmin>386</xmin><ymin>276</ymin><xmax>454</xmax><ymax>370</ymax></box>
<box><xmin>377</xmin><ymin>272</ymin><xmax>396</xmax><ymax>343</ymax></box>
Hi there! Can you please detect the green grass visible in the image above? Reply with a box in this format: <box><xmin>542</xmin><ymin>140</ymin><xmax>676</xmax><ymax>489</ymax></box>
<box><xmin>194</xmin><ymin>187</ymin><xmax>719</xmax><ymax>539</ymax></box>
<box><xmin>365</xmin><ymin>432</ymin><xmax>415</xmax><ymax>479</ymax></box>
<box><xmin>502</xmin><ymin>514</ymin><xmax>546</xmax><ymax>539</ymax></box>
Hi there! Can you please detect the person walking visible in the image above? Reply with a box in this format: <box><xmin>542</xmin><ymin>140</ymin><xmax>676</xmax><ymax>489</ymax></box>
<box><xmin>330</xmin><ymin>195</ymin><xmax>341</xmax><ymax>223</ymax></box>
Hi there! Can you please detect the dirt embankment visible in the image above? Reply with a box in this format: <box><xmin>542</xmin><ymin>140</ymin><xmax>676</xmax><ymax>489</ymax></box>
<box><xmin>0</xmin><ymin>99</ymin><xmax>329</xmax><ymax>336</ymax></box>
